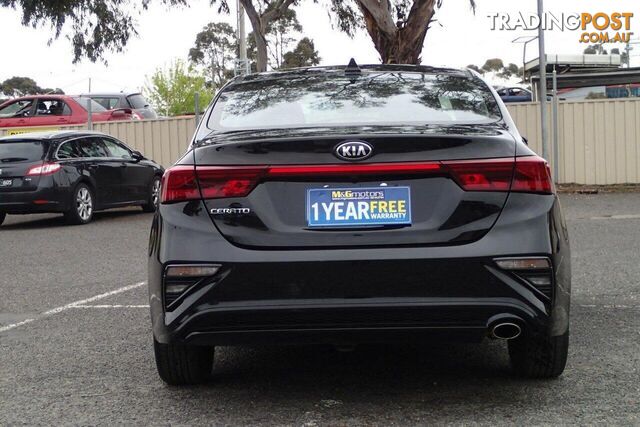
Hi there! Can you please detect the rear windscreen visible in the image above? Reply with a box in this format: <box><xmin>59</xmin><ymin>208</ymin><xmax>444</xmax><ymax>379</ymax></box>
<box><xmin>127</xmin><ymin>94</ymin><xmax>149</xmax><ymax>109</ymax></box>
<box><xmin>0</xmin><ymin>141</ymin><xmax>49</xmax><ymax>163</ymax></box>
<box><xmin>207</xmin><ymin>72</ymin><xmax>502</xmax><ymax>131</ymax></box>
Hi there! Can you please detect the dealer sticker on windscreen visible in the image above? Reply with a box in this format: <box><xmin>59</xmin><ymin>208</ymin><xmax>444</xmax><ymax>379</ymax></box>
<box><xmin>307</xmin><ymin>187</ymin><xmax>411</xmax><ymax>227</ymax></box>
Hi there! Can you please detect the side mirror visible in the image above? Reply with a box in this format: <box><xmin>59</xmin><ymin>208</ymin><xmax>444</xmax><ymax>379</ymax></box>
<box><xmin>132</xmin><ymin>150</ymin><xmax>144</xmax><ymax>161</ymax></box>
<box><xmin>110</xmin><ymin>108</ymin><xmax>132</xmax><ymax>119</ymax></box>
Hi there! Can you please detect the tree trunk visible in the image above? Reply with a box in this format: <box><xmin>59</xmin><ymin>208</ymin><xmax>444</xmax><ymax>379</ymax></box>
<box><xmin>357</xmin><ymin>0</ymin><xmax>436</xmax><ymax>65</ymax></box>
<box><xmin>239</xmin><ymin>0</ymin><xmax>296</xmax><ymax>73</ymax></box>
<box><xmin>254</xmin><ymin>30</ymin><xmax>269</xmax><ymax>72</ymax></box>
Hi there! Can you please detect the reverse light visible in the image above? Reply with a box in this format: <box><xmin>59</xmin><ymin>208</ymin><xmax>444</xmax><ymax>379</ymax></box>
<box><xmin>27</xmin><ymin>163</ymin><xmax>61</xmax><ymax>176</ymax></box>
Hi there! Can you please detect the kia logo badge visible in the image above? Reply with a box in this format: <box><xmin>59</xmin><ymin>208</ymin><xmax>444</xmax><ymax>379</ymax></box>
<box><xmin>334</xmin><ymin>141</ymin><xmax>373</xmax><ymax>161</ymax></box>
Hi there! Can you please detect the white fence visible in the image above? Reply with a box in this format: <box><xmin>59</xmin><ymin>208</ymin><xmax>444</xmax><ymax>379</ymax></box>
<box><xmin>3</xmin><ymin>99</ymin><xmax>640</xmax><ymax>185</ymax></box>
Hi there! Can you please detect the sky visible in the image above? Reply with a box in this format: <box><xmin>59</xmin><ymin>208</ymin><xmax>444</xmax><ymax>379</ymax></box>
<box><xmin>0</xmin><ymin>0</ymin><xmax>638</xmax><ymax>94</ymax></box>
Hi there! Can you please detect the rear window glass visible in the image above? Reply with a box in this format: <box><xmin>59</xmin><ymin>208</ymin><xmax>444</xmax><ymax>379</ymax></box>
<box><xmin>207</xmin><ymin>72</ymin><xmax>501</xmax><ymax>131</ymax></box>
<box><xmin>127</xmin><ymin>94</ymin><xmax>149</xmax><ymax>109</ymax></box>
<box><xmin>92</xmin><ymin>97</ymin><xmax>120</xmax><ymax>110</ymax></box>
<box><xmin>0</xmin><ymin>141</ymin><xmax>48</xmax><ymax>163</ymax></box>
<box><xmin>72</xmin><ymin>97</ymin><xmax>107</xmax><ymax>112</ymax></box>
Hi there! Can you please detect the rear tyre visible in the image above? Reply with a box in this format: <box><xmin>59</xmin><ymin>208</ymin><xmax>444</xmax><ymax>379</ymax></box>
<box><xmin>0</xmin><ymin>212</ymin><xmax>5</xmax><ymax>227</ymax></box>
<box><xmin>153</xmin><ymin>338</ymin><xmax>214</xmax><ymax>385</ymax></box>
<box><xmin>508</xmin><ymin>330</ymin><xmax>569</xmax><ymax>378</ymax></box>
<box><xmin>64</xmin><ymin>184</ymin><xmax>94</xmax><ymax>225</ymax></box>
<box><xmin>141</xmin><ymin>176</ymin><xmax>161</xmax><ymax>213</ymax></box>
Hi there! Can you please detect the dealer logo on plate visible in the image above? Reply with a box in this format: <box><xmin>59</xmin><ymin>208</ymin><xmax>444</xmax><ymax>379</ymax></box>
<box><xmin>334</xmin><ymin>141</ymin><xmax>373</xmax><ymax>161</ymax></box>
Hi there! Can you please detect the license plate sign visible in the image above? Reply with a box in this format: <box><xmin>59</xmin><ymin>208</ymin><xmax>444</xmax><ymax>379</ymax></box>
<box><xmin>0</xmin><ymin>179</ymin><xmax>12</xmax><ymax>187</ymax></box>
<box><xmin>307</xmin><ymin>187</ymin><xmax>411</xmax><ymax>227</ymax></box>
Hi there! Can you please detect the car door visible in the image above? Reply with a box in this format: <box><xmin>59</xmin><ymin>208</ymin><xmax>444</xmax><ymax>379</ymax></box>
<box><xmin>0</xmin><ymin>98</ymin><xmax>36</xmax><ymax>128</ymax></box>
<box><xmin>76</xmin><ymin>137</ymin><xmax>123</xmax><ymax>206</ymax></box>
<box><xmin>32</xmin><ymin>98</ymin><xmax>73</xmax><ymax>127</ymax></box>
<box><xmin>101</xmin><ymin>137</ymin><xmax>152</xmax><ymax>203</ymax></box>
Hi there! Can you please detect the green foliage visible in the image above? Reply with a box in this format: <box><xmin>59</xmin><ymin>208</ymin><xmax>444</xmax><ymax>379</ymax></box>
<box><xmin>482</xmin><ymin>58</ymin><xmax>505</xmax><ymax>73</ymax></box>
<box><xmin>468</xmin><ymin>59</ymin><xmax>523</xmax><ymax>82</ymax></box>
<box><xmin>266</xmin><ymin>8</ymin><xmax>303</xmax><ymax>68</ymax></box>
<box><xmin>282</xmin><ymin>38</ymin><xmax>321</xmax><ymax>69</ymax></box>
<box><xmin>0</xmin><ymin>0</ymin><xmax>187</xmax><ymax>63</ymax></box>
<box><xmin>188</xmin><ymin>22</ymin><xmax>237</xmax><ymax>88</ymax></box>
<box><xmin>584</xmin><ymin>44</ymin><xmax>608</xmax><ymax>55</ymax></box>
<box><xmin>144</xmin><ymin>60</ymin><xmax>213</xmax><ymax>117</ymax></box>
<box><xmin>1</xmin><ymin>76</ymin><xmax>64</xmax><ymax>97</ymax></box>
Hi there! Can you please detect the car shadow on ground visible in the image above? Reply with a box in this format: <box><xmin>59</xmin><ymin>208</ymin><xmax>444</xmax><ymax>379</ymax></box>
<box><xmin>211</xmin><ymin>341</ymin><xmax>515</xmax><ymax>387</ymax></box>
<box><xmin>152</xmin><ymin>341</ymin><xmax>560</xmax><ymax>421</ymax></box>
<box><xmin>1</xmin><ymin>209</ymin><xmax>152</xmax><ymax>230</ymax></box>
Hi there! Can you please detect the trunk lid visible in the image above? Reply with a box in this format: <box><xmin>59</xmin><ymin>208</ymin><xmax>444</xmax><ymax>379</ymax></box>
<box><xmin>0</xmin><ymin>140</ymin><xmax>50</xmax><ymax>191</ymax></box>
<box><xmin>193</xmin><ymin>126</ymin><xmax>517</xmax><ymax>249</ymax></box>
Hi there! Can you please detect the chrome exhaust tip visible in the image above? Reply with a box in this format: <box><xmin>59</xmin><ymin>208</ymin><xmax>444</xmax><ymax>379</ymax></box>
<box><xmin>490</xmin><ymin>322</ymin><xmax>522</xmax><ymax>340</ymax></box>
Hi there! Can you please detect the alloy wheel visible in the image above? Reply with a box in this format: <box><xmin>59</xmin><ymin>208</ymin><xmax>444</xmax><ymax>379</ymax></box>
<box><xmin>151</xmin><ymin>178</ymin><xmax>161</xmax><ymax>206</ymax></box>
<box><xmin>76</xmin><ymin>187</ymin><xmax>93</xmax><ymax>221</ymax></box>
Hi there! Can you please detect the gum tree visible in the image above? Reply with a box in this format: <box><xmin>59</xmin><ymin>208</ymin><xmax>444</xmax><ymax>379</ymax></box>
<box><xmin>329</xmin><ymin>0</ymin><xmax>476</xmax><ymax>64</ymax></box>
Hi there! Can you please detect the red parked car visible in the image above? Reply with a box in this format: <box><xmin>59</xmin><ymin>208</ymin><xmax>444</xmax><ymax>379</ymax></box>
<box><xmin>0</xmin><ymin>95</ymin><xmax>135</xmax><ymax>128</ymax></box>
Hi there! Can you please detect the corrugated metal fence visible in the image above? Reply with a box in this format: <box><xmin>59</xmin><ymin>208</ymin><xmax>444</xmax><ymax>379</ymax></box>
<box><xmin>508</xmin><ymin>99</ymin><xmax>640</xmax><ymax>185</ymax></box>
<box><xmin>2</xmin><ymin>99</ymin><xmax>640</xmax><ymax>184</ymax></box>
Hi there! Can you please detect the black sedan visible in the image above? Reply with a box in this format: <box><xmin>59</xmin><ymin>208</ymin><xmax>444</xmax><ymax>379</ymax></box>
<box><xmin>149</xmin><ymin>63</ymin><xmax>571</xmax><ymax>385</ymax></box>
<box><xmin>0</xmin><ymin>131</ymin><xmax>163</xmax><ymax>225</ymax></box>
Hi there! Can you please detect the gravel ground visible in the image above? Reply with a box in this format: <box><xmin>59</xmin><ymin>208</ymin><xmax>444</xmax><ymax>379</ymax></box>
<box><xmin>1</xmin><ymin>195</ymin><xmax>639</xmax><ymax>425</ymax></box>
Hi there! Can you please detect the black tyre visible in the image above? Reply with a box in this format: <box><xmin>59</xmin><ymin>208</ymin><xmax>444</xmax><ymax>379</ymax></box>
<box><xmin>153</xmin><ymin>338</ymin><xmax>214</xmax><ymax>385</ymax></box>
<box><xmin>0</xmin><ymin>212</ymin><xmax>5</xmax><ymax>226</ymax></box>
<box><xmin>508</xmin><ymin>330</ymin><xmax>569</xmax><ymax>378</ymax></box>
<box><xmin>142</xmin><ymin>176</ymin><xmax>161</xmax><ymax>213</ymax></box>
<box><xmin>64</xmin><ymin>183</ymin><xmax>94</xmax><ymax>225</ymax></box>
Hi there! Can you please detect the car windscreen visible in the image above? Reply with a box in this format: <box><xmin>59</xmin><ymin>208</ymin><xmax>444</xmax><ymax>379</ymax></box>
<box><xmin>72</xmin><ymin>97</ymin><xmax>108</xmax><ymax>112</ymax></box>
<box><xmin>207</xmin><ymin>72</ymin><xmax>502</xmax><ymax>131</ymax></box>
<box><xmin>127</xmin><ymin>94</ymin><xmax>149</xmax><ymax>109</ymax></box>
<box><xmin>0</xmin><ymin>140</ymin><xmax>49</xmax><ymax>163</ymax></box>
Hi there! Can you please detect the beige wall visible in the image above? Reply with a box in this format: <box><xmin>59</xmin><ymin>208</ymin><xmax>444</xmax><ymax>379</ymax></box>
<box><xmin>3</xmin><ymin>99</ymin><xmax>640</xmax><ymax>184</ymax></box>
<box><xmin>507</xmin><ymin>99</ymin><xmax>640</xmax><ymax>185</ymax></box>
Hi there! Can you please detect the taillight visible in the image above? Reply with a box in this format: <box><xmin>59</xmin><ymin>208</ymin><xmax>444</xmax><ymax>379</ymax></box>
<box><xmin>160</xmin><ymin>166</ymin><xmax>200</xmax><ymax>203</ymax></box>
<box><xmin>443</xmin><ymin>158</ymin><xmax>513</xmax><ymax>192</ymax></box>
<box><xmin>160</xmin><ymin>166</ymin><xmax>267</xmax><ymax>203</ymax></box>
<box><xmin>512</xmin><ymin>156</ymin><xmax>554</xmax><ymax>194</ymax></box>
<box><xmin>196</xmin><ymin>166</ymin><xmax>266</xmax><ymax>199</ymax></box>
<box><xmin>444</xmin><ymin>156</ymin><xmax>554</xmax><ymax>194</ymax></box>
<box><xmin>160</xmin><ymin>156</ymin><xmax>554</xmax><ymax>204</ymax></box>
<box><xmin>268</xmin><ymin>162</ymin><xmax>442</xmax><ymax>176</ymax></box>
<box><xmin>26</xmin><ymin>163</ymin><xmax>61</xmax><ymax>176</ymax></box>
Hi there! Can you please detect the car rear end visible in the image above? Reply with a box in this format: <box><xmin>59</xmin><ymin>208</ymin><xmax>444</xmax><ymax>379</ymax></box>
<box><xmin>148</xmin><ymin>66</ymin><xmax>570</xmax><ymax>383</ymax></box>
<box><xmin>0</xmin><ymin>136</ymin><xmax>69</xmax><ymax>215</ymax></box>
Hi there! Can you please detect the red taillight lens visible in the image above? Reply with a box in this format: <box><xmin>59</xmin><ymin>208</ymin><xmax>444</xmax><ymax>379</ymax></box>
<box><xmin>444</xmin><ymin>156</ymin><xmax>553</xmax><ymax>194</ymax></box>
<box><xmin>26</xmin><ymin>163</ymin><xmax>61</xmax><ymax>176</ymax></box>
<box><xmin>160</xmin><ymin>166</ymin><xmax>200</xmax><ymax>203</ymax></box>
<box><xmin>160</xmin><ymin>156</ymin><xmax>554</xmax><ymax>204</ymax></box>
<box><xmin>196</xmin><ymin>166</ymin><xmax>266</xmax><ymax>199</ymax></box>
<box><xmin>160</xmin><ymin>166</ymin><xmax>267</xmax><ymax>204</ymax></box>
<box><xmin>268</xmin><ymin>162</ymin><xmax>442</xmax><ymax>176</ymax></box>
<box><xmin>512</xmin><ymin>156</ymin><xmax>554</xmax><ymax>194</ymax></box>
<box><xmin>444</xmin><ymin>158</ymin><xmax>514</xmax><ymax>191</ymax></box>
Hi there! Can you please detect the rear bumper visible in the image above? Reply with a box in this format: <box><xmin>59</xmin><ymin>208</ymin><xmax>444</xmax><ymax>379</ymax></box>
<box><xmin>148</xmin><ymin>193</ymin><xmax>571</xmax><ymax>346</ymax></box>
<box><xmin>0</xmin><ymin>187</ymin><xmax>67</xmax><ymax>214</ymax></box>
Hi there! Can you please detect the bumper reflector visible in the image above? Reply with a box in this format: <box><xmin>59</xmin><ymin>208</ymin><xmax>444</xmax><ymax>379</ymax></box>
<box><xmin>165</xmin><ymin>265</ymin><xmax>221</xmax><ymax>278</ymax></box>
<box><xmin>163</xmin><ymin>264</ymin><xmax>221</xmax><ymax>309</ymax></box>
<box><xmin>494</xmin><ymin>258</ymin><xmax>550</xmax><ymax>270</ymax></box>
